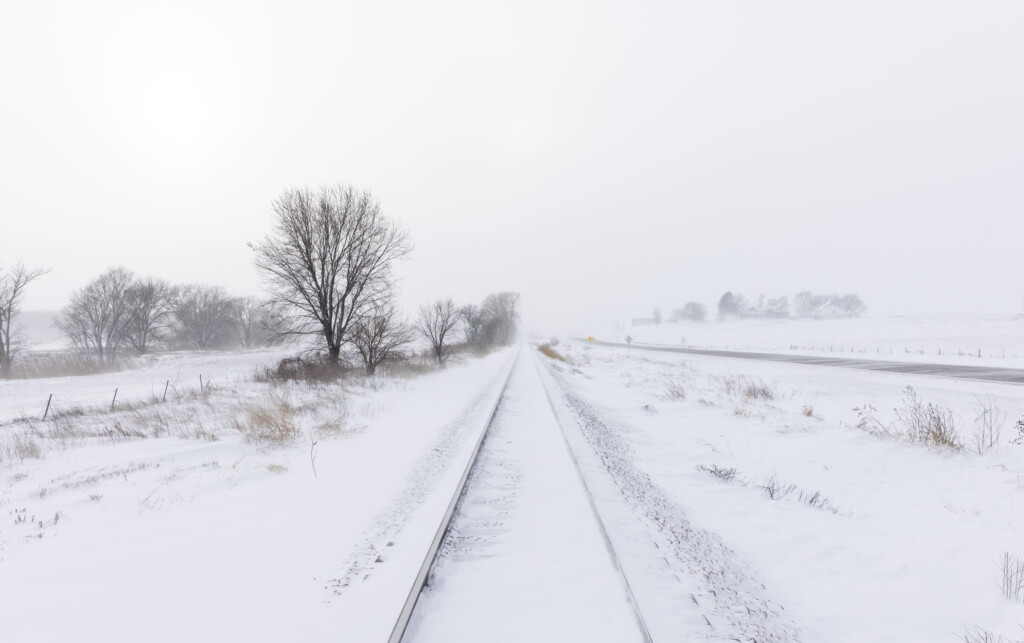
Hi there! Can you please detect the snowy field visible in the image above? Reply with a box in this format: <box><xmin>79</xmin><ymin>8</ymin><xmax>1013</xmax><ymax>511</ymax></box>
<box><xmin>594</xmin><ymin>314</ymin><xmax>1024</xmax><ymax>368</ymax></box>
<box><xmin>542</xmin><ymin>340</ymin><xmax>1024</xmax><ymax>642</ymax></box>
<box><xmin>0</xmin><ymin>347</ymin><xmax>516</xmax><ymax>642</ymax></box>
<box><xmin>5</xmin><ymin>336</ymin><xmax>1024</xmax><ymax>642</ymax></box>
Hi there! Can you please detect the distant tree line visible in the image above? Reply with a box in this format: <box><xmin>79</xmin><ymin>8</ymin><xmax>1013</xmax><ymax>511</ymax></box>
<box><xmin>3</xmin><ymin>183</ymin><xmax>520</xmax><ymax>379</ymax></box>
<box><xmin>715</xmin><ymin>290</ymin><xmax>865</xmax><ymax>320</ymax></box>
<box><xmin>655</xmin><ymin>291</ymin><xmax>867</xmax><ymax>325</ymax></box>
<box><xmin>55</xmin><ymin>267</ymin><xmax>275</xmax><ymax>361</ymax></box>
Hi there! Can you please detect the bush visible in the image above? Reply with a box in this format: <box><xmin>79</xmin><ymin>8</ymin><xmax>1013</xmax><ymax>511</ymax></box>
<box><xmin>895</xmin><ymin>386</ymin><xmax>963</xmax><ymax>450</ymax></box>
<box><xmin>254</xmin><ymin>356</ymin><xmax>349</xmax><ymax>384</ymax></box>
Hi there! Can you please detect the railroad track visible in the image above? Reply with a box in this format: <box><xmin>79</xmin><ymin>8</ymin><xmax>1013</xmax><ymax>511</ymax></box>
<box><xmin>386</xmin><ymin>347</ymin><xmax>653</xmax><ymax>643</ymax></box>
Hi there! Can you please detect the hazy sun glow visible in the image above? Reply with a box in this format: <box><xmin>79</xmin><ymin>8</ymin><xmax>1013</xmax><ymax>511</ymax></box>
<box><xmin>131</xmin><ymin>68</ymin><xmax>217</xmax><ymax>158</ymax></box>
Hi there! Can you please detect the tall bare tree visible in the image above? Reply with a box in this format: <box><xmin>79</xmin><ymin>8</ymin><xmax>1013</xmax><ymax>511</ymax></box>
<box><xmin>0</xmin><ymin>263</ymin><xmax>48</xmax><ymax>376</ymax></box>
<box><xmin>417</xmin><ymin>297</ymin><xmax>461</xmax><ymax>364</ymax></box>
<box><xmin>125</xmin><ymin>277</ymin><xmax>175</xmax><ymax>354</ymax></box>
<box><xmin>252</xmin><ymin>184</ymin><xmax>412</xmax><ymax>367</ymax></box>
<box><xmin>173</xmin><ymin>284</ymin><xmax>236</xmax><ymax>349</ymax></box>
<box><xmin>351</xmin><ymin>299</ymin><xmax>413</xmax><ymax>375</ymax></box>
<box><xmin>57</xmin><ymin>267</ymin><xmax>135</xmax><ymax>361</ymax></box>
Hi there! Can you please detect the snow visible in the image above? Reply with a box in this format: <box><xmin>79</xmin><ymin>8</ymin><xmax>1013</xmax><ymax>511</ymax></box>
<box><xmin>0</xmin><ymin>347</ymin><xmax>516</xmax><ymax>642</ymax></box>
<box><xmin>543</xmin><ymin>340</ymin><xmax>1024</xmax><ymax>642</ymax></box>
<box><xmin>591</xmin><ymin>314</ymin><xmax>1024</xmax><ymax>369</ymax></box>
<box><xmin>0</xmin><ymin>348</ymin><xmax>295</xmax><ymax>422</ymax></box>
<box><xmin>7</xmin><ymin>333</ymin><xmax>1024</xmax><ymax>642</ymax></box>
<box><xmin>407</xmin><ymin>350</ymin><xmax>646</xmax><ymax>642</ymax></box>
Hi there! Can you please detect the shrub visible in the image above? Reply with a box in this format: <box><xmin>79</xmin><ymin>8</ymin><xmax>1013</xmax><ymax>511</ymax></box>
<box><xmin>895</xmin><ymin>386</ymin><xmax>963</xmax><ymax>450</ymax></box>
<box><xmin>254</xmin><ymin>356</ymin><xmax>349</xmax><ymax>384</ymax></box>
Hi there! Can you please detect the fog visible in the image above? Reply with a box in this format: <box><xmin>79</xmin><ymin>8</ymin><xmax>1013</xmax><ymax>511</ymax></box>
<box><xmin>3</xmin><ymin>1</ymin><xmax>1023</xmax><ymax>335</ymax></box>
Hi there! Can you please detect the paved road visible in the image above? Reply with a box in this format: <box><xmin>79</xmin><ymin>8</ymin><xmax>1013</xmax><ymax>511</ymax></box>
<box><xmin>586</xmin><ymin>340</ymin><xmax>1024</xmax><ymax>384</ymax></box>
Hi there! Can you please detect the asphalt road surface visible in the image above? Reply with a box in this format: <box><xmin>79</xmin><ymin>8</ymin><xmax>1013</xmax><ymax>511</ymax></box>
<box><xmin>586</xmin><ymin>340</ymin><xmax>1024</xmax><ymax>385</ymax></box>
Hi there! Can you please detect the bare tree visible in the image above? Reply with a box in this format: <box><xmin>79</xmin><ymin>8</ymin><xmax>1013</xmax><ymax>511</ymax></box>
<box><xmin>679</xmin><ymin>301</ymin><xmax>704</xmax><ymax>321</ymax></box>
<box><xmin>124</xmin><ymin>278</ymin><xmax>176</xmax><ymax>354</ymax></box>
<box><xmin>417</xmin><ymin>297</ymin><xmax>461</xmax><ymax>364</ymax></box>
<box><xmin>57</xmin><ymin>267</ymin><xmax>135</xmax><ymax>361</ymax></box>
<box><xmin>481</xmin><ymin>291</ymin><xmax>521</xmax><ymax>345</ymax></box>
<box><xmin>173</xmin><ymin>284</ymin><xmax>236</xmax><ymax>349</ymax></box>
<box><xmin>352</xmin><ymin>299</ymin><xmax>413</xmax><ymax>375</ymax></box>
<box><xmin>230</xmin><ymin>297</ymin><xmax>273</xmax><ymax>349</ymax></box>
<box><xmin>459</xmin><ymin>303</ymin><xmax>485</xmax><ymax>347</ymax></box>
<box><xmin>252</xmin><ymin>184</ymin><xmax>412</xmax><ymax>367</ymax></box>
<box><xmin>0</xmin><ymin>263</ymin><xmax>49</xmax><ymax>376</ymax></box>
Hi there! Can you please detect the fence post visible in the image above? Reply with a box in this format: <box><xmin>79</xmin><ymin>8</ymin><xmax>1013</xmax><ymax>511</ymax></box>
<box><xmin>162</xmin><ymin>380</ymin><xmax>169</xmax><ymax>402</ymax></box>
<box><xmin>199</xmin><ymin>374</ymin><xmax>203</xmax><ymax>392</ymax></box>
<box><xmin>110</xmin><ymin>387</ymin><xmax>118</xmax><ymax>411</ymax></box>
<box><xmin>42</xmin><ymin>394</ymin><xmax>53</xmax><ymax>420</ymax></box>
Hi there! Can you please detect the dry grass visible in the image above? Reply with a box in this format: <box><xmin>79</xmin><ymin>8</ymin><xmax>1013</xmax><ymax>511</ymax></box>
<box><xmin>855</xmin><ymin>386</ymin><xmax>964</xmax><ymax>451</ymax></box>
<box><xmin>233</xmin><ymin>400</ymin><xmax>299</xmax><ymax>444</ymax></box>
<box><xmin>537</xmin><ymin>344</ymin><xmax>567</xmax><ymax>362</ymax></box>
<box><xmin>1001</xmin><ymin>552</ymin><xmax>1024</xmax><ymax>602</ymax></box>
<box><xmin>697</xmin><ymin>463</ymin><xmax>738</xmax><ymax>482</ymax></box>
<box><xmin>711</xmin><ymin>374</ymin><xmax>779</xmax><ymax>402</ymax></box>
<box><xmin>2</xmin><ymin>352</ymin><xmax>138</xmax><ymax>380</ymax></box>
<box><xmin>660</xmin><ymin>380</ymin><xmax>687</xmax><ymax>400</ymax></box>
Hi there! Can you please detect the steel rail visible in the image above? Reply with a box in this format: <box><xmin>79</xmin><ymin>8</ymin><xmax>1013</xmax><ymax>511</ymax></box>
<box><xmin>531</xmin><ymin>349</ymin><xmax>656</xmax><ymax>643</ymax></box>
<box><xmin>386</xmin><ymin>346</ymin><xmax>520</xmax><ymax>643</ymax></box>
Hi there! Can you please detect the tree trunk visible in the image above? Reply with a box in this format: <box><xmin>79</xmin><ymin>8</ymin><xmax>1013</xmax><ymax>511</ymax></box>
<box><xmin>326</xmin><ymin>345</ymin><xmax>341</xmax><ymax>368</ymax></box>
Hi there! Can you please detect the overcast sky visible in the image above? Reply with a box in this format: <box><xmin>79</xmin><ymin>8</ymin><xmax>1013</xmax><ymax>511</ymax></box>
<box><xmin>3</xmin><ymin>1</ymin><xmax>1023</xmax><ymax>333</ymax></box>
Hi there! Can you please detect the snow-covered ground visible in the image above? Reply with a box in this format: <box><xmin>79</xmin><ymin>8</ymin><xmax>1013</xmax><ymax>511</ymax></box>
<box><xmin>592</xmin><ymin>314</ymin><xmax>1024</xmax><ymax>368</ymax></box>
<box><xmin>408</xmin><ymin>351</ymin><xmax>646</xmax><ymax>642</ymax></box>
<box><xmin>542</xmin><ymin>340</ymin><xmax>1024</xmax><ymax>642</ymax></box>
<box><xmin>0</xmin><ymin>347</ymin><xmax>516</xmax><ymax>642</ymax></box>
<box><xmin>7</xmin><ymin>335</ymin><xmax>1024</xmax><ymax>642</ymax></box>
<box><xmin>0</xmin><ymin>348</ymin><xmax>294</xmax><ymax>422</ymax></box>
